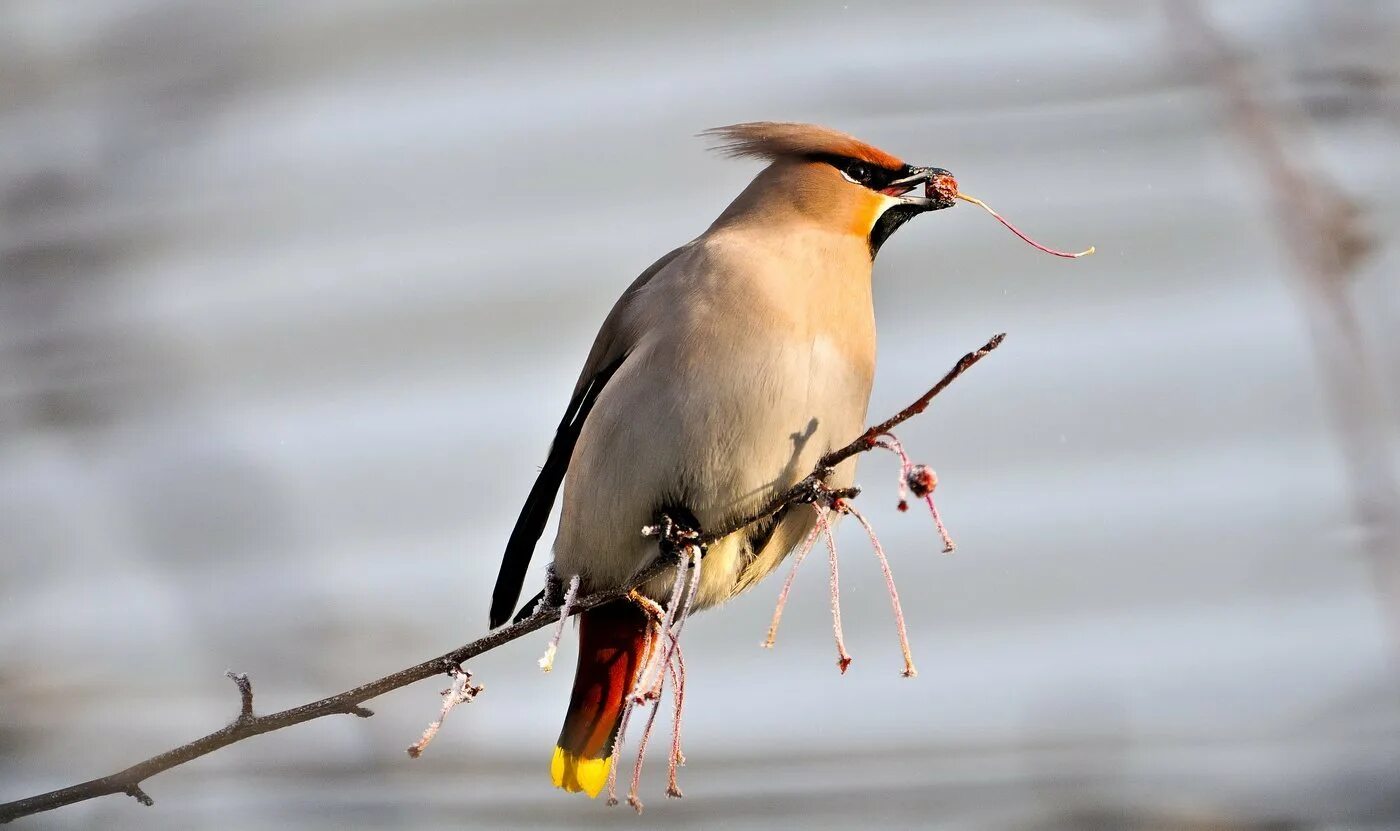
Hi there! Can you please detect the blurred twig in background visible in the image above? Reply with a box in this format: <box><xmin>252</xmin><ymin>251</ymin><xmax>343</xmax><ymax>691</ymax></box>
<box><xmin>1169</xmin><ymin>0</ymin><xmax>1400</xmax><ymax>649</ymax></box>
<box><xmin>0</xmin><ymin>334</ymin><xmax>1003</xmax><ymax>826</ymax></box>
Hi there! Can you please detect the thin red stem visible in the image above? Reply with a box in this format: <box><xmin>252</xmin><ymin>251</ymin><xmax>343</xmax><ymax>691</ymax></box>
<box><xmin>665</xmin><ymin>640</ymin><xmax>686</xmax><ymax>799</ymax></box>
<box><xmin>818</xmin><ymin>507</ymin><xmax>853</xmax><ymax>674</ymax></box>
<box><xmin>763</xmin><ymin>519</ymin><xmax>824</xmax><ymax>648</ymax></box>
<box><xmin>843</xmin><ymin>504</ymin><xmax>917</xmax><ymax>678</ymax></box>
<box><xmin>628</xmin><ymin>695</ymin><xmax>663</xmax><ymax>814</ymax></box>
<box><xmin>926</xmin><ymin>493</ymin><xmax>956</xmax><ymax>554</ymax></box>
<box><xmin>956</xmin><ymin>193</ymin><xmax>1094</xmax><ymax>258</ymax></box>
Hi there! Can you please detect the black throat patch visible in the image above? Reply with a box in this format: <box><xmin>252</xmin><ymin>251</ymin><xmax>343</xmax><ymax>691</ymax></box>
<box><xmin>869</xmin><ymin>203</ymin><xmax>923</xmax><ymax>259</ymax></box>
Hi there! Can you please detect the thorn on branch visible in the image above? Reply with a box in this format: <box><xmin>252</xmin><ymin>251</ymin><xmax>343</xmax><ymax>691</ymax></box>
<box><xmin>406</xmin><ymin>665</ymin><xmax>483</xmax><ymax>759</ymax></box>
<box><xmin>123</xmin><ymin>784</ymin><xmax>153</xmax><ymax>807</ymax></box>
<box><xmin>344</xmin><ymin>704</ymin><xmax>374</xmax><ymax>718</ymax></box>
<box><xmin>225</xmin><ymin>671</ymin><xmax>254</xmax><ymax>724</ymax></box>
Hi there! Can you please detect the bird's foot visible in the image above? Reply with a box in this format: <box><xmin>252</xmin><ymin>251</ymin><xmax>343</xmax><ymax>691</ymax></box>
<box><xmin>641</xmin><ymin>511</ymin><xmax>706</xmax><ymax>563</ymax></box>
<box><xmin>540</xmin><ymin>563</ymin><xmax>564</xmax><ymax>609</ymax></box>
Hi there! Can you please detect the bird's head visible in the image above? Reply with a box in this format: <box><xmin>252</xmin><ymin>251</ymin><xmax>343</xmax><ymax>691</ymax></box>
<box><xmin>702</xmin><ymin>121</ymin><xmax>956</xmax><ymax>257</ymax></box>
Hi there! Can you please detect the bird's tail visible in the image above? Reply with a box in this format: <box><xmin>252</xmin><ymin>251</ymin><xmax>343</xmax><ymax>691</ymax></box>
<box><xmin>551</xmin><ymin>600</ymin><xmax>650</xmax><ymax>797</ymax></box>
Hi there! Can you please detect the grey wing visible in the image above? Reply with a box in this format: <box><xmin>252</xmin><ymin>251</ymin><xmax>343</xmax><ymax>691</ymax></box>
<box><xmin>487</xmin><ymin>245</ymin><xmax>686</xmax><ymax>627</ymax></box>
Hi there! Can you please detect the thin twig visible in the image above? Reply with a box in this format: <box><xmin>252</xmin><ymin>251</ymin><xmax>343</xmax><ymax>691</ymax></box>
<box><xmin>875</xmin><ymin>434</ymin><xmax>914</xmax><ymax>511</ymax></box>
<box><xmin>763</xmin><ymin>520</ymin><xmax>824</xmax><ymax>649</ymax></box>
<box><xmin>0</xmin><ymin>333</ymin><xmax>1004</xmax><ymax>825</ymax></box>
<box><xmin>924</xmin><ymin>494</ymin><xmax>955</xmax><ymax>554</ymax></box>
<box><xmin>405</xmin><ymin>666</ymin><xmax>484</xmax><ymax>759</ymax></box>
<box><xmin>818</xmin><ymin>506</ymin><xmax>853</xmax><ymax>674</ymax></box>
<box><xmin>225</xmin><ymin>671</ymin><xmax>254</xmax><ymax>724</ymax></box>
<box><xmin>842</xmin><ymin>502</ymin><xmax>917</xmax><ymax>678</ymax></box>
<box><xmin>907</xmin><ymin>464</ymin><xmax>955</xmax><ymax>553</ymax></box>
<box><xmin>700</xmin><ymin>333</ymin><xmax>1004</xmax><ymax>544</ymax></box>
<box><xmin>538</xmin><ymin>573</ymin><xmax>581</xmax><ymax>673</ymax></box>
<box><xmin>0</xmin><ymin>559</ymin><xmax>671</xmax><ymax>825</ymax></box>
<box><xmin>823</xmin><ymin>333</ymin><xmax>1005</xmax><ymax>469</ymax></box>
<box><xmin>668</xmin><ymin>547</ymin><xmax>704</xmax><ymax>644</ymax></box>
<box><xmin>665</xmin><ymin>640</ymin><xmax>687</xmax><ymax>799</ymax></box>
<box><xmin>608</xmin><ymin>592</ymin><xmax>666</xmax><ymax>808</ymax></box>
<box><xmin>627</xmin><ymin>696</ymin><xmax>663</xmax><ymax>814</ymax></box>
<box><xmin>634</xmin><ymin>556</ymin><xmax>689</xmax><ymax>699</ymax></box>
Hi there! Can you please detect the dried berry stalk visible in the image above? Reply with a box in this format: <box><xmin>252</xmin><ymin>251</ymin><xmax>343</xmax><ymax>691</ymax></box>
<box><xmin>928</xmin><ymin>172</ymin><xmax>1095</xmax><ymax>258</ymax></box>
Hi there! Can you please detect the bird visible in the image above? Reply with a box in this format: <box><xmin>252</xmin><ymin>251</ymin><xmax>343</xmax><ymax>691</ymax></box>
<box><xmin>488</xmin><ymin>122</ymin><xmax>956</xmax><ymax>797</ymax></box>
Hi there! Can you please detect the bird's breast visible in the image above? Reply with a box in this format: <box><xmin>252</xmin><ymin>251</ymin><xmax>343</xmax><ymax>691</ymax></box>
<box><xmin>553</xmin><ymin>235</ymin><xmax>876</xmax><ymax>601</ymax></box>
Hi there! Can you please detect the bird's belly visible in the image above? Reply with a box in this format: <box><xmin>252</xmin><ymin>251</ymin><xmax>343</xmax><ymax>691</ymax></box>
<box><xmin>553</xmin><ymin>329</ymin><xmax>871</xmax><ymax>608</ymax></box>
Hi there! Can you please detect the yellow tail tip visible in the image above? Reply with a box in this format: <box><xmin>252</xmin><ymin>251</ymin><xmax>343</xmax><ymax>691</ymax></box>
<box><xmin>550</xmin><ymin>746</ymin><xmax>611</xmax><ymax>798</ymax></box>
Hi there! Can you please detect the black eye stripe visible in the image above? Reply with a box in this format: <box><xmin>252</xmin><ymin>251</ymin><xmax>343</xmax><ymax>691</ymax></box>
<box><xmin>810</xmin><ymin>154</ymin><xmax>908</xmax><ymax>191</ymax></box>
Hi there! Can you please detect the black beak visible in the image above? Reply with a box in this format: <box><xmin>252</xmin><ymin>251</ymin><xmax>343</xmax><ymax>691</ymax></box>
<box><xmin>869</xmin><ymin>165</ymin><xmax>957</xmax><ymax>258</ymax></box>
<box><xmin>888</xmin><ymin>166</ymin><xmax>956</xmax><ymax>212</ymax></box>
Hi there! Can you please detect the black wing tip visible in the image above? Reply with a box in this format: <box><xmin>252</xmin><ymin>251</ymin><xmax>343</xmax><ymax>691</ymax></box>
<box><xmin>513</xmin><ymin>588</ymin><xmax>546</xmax><ymax>624</ymax></box>
<box><xmin>489</xmin><ymin>546</ymin><xmax>532</xmax><ymax>629</ymax></box>
<box><xmin>488</xmin><ymin>600</ymin><xmax>513</xmax><ymax>629</ymax></box>
<box><xmin>485</xmin><ymin>356</ymin><xmax>625</xmax><ymax>632</ymax></box>
<box><xmin>487</xmin><ymin>586</ymin><xmax>545</xmax><ymax>628</ymax></box>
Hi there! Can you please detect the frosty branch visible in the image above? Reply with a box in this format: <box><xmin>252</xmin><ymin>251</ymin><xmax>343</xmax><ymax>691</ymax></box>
<box><xmin>0</xmin><ymin>332</ymin><xmax>1004</xmax><ymax>825</ymax></box>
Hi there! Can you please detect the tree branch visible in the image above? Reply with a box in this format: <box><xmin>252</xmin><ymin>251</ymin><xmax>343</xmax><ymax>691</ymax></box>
<box><xmin>701</xmin><ymin>332</ymin><xmax>1005</xmax><ymax>542</ymax></box>
<box><xmin>0</xmin><ymin>333</ymin><xmax>1005</xmax><ymax>825</ymax></box>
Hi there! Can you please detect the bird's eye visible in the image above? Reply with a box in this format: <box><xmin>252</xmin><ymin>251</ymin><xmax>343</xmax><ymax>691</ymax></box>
<box><xmin>845</xmin><ymin>161</ymin><xmax>874</xmax><ymax>185</ymax></box>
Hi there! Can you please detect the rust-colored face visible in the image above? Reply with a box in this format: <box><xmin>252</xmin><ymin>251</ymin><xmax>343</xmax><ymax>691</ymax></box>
<box><xmin>702</xmin><ymin>123</ymin><xmax>960</xmax><ymax>256</ymax></box>
<box><xmin>812</xmin><ymin>160</ymin><xmax>952</xmax><ymax>254</ymax></box>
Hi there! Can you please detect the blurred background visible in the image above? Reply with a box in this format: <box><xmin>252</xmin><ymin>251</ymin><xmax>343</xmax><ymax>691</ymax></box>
<box><xmin>3</xmin><ymin>1</ymin><xmax>1398</xmax><ymax>828</ymax></box>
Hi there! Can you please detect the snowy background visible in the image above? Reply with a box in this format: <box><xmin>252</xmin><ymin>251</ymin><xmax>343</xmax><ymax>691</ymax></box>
<box><xmin>2</xmin><ymin>1</ymin><xmax>1399</xmax><ymax>828</ymax></box>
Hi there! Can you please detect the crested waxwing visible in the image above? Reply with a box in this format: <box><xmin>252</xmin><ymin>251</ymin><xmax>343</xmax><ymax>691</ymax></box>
<box><xmin>488</xmin><ymin>122</ymin><xmax>958</xmax><ymax>797</ymax></box>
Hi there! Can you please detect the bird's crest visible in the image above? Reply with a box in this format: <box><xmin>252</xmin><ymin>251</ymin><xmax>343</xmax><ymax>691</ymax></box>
<box><xmin>702</xmin><ymin>121</ymin><xmax>904</xmax><ymax>171</ymax></box>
